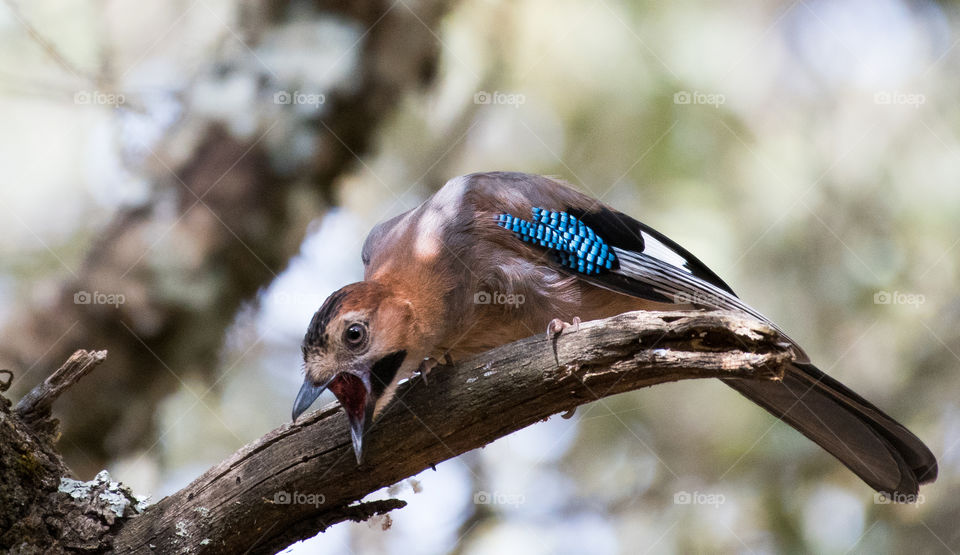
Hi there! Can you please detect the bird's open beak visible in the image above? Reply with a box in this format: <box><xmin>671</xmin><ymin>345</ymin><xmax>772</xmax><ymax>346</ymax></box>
<box><xmin>292</xmin><ymin>372</ymin><xmax>372</xmax><ymax>464</ymax></box>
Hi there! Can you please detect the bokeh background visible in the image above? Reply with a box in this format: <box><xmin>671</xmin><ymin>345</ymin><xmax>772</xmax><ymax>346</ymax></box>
<box><xmin>1</xmin><ymin>0</ymin><xmax>959</xmax><ymax>553</ymax></box>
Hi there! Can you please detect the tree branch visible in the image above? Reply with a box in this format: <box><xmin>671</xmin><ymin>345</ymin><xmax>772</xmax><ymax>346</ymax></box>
<box><xmin>1</xmin><ymin>351</ymin><xmax>147</xmax><ymax>552</ymax></box>
<box><xmin>14</xmin><ymin>350</ymin><xmax>107</xmax><ymax>428</ymax></box>
<box><xmin>0</xmin><ymin>311</ymin><xmax>793</xmax><ymax>552</ymax></box>
<box><xmin>109</xmin><ymin>310</ymin><xmax>793</xmax><ymax>554</ymax></box>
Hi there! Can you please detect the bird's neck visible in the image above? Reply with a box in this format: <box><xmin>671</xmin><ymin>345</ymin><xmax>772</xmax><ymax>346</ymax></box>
<box><xmin>371</xmin><ymin>273</ymin><xmax>453</xmax><ymax>354</ymax></box>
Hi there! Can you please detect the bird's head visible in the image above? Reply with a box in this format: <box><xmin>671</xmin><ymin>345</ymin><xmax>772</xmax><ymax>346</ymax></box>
<box><xmin>292</xmin><ymin>281</ymin><xmax>415</xmax><ymax>463</ymax></box>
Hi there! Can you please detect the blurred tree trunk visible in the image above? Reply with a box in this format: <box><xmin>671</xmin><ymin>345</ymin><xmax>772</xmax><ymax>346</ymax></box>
<box><xmin>0</xmin><ymin>0</ymin><xmax>452</xmax><ymax>476</ymax></box>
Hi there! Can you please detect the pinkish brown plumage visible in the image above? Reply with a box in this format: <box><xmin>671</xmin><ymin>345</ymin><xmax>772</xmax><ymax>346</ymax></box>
<box><xmin>293</xmin><ymin>172</ymin><xmax>936</xmax><ymax>497</ymax></box>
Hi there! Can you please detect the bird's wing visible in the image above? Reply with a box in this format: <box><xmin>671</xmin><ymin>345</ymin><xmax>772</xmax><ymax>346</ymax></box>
<box><xmin>361</xmin><ymin>211</ymin><xmax>408</xmax><ymax>277</ymax></box>
<box><xmin>480</xmin><ymin>174</ymin><xmax>781</xmax><ymax>333</ymax></box>
<box><xmin>464</xmin><ymin>171</ymin><xmax>936</xmax><ymax>495</ymax></box>
<box><xmin>565</xmin><ymin>205</ymin><xmax>780</xmax><ymax>326</ymax></box>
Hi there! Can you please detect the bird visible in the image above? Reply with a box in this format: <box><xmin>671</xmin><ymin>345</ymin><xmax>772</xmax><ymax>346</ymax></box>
<box><xmin>292</xmin><ymin>171</ymin><xmax>937</xmax><ymax>496</ymax></box>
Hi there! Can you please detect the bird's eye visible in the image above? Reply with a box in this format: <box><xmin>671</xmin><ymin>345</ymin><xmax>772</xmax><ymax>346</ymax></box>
<box><xmin>343</xmin><ymin>323</ymin><xmax>367</xmax><ymax>349</ymax></box>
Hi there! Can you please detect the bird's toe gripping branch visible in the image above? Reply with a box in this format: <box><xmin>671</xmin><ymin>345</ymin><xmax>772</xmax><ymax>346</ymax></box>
<box><xmin>416</xmin><ymin>354</ymin><xmax>455</xmax><ymax>385</ymax></box>
<box><xmin>417</xmin><ymin>357</ymin><xmax>439</xmax><ymax>384</ymax></box>
<box><xmin>546</xmin><ymin>316</ymin><xmax>581</xmax><ymax>366</ymax></box>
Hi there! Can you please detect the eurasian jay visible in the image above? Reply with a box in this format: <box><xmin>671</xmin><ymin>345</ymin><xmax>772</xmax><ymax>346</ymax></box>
<box><xmin>292</xmin><ymin>171</ymin><xmax>937</xmax><ymax>496</ymax></box>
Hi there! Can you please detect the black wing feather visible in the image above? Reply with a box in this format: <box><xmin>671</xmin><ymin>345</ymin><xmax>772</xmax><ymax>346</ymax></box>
<box><xmin>567</xmin><ymin>204</ymin><xmax>735</xmax><ymax>294</ymax></box>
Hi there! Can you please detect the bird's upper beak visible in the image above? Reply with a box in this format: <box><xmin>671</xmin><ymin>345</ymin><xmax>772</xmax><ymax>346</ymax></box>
<box><xmin>292</xmin><ymin>371</ymin><xmax>373</xmax><ymax>464</ymax></box>
<box><xmin>292</xmin><ymin>375</ymin><xmax>333</xmax><ymax>422</ymax></box>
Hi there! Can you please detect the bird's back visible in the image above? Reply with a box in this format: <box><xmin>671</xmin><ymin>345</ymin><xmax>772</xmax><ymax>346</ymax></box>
<box><xmin>363</xmin><ymin>172</ymin><xmax>671</xmax><ymax>359</ymax></box>
<box><xmin>360</xmin><ymin>171</ymin><xmax>936</xmax><ymax>495</ymax></box>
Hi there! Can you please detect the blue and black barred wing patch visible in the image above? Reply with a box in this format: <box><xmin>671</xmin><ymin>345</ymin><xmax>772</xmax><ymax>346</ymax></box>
<box><xmin>495</xmin><ymin>206</ymin><xmax>775</xmax><ymax>317</ymax></box>
<box><xmin>497</xmin><ymin>208</ymin><xmax>618</xmax><ymax>276</ymax></box>
<box><xmin>496</xmin><ymin>207</ymin><xmax>673</xmax><ymax>303</ymax></box>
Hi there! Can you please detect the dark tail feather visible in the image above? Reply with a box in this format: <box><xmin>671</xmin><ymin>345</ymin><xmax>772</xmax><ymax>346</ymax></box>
<box><xmin>723</xmin><ymin>362</ymin><xmax>937</xmax><ymax>496</ymax></box>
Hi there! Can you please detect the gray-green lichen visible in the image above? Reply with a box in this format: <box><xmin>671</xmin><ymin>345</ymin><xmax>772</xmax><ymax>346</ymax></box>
<box><xmin>58</xmin><ymin>469</ymin><xmax>149</xmax><ymax>518</ymax></box>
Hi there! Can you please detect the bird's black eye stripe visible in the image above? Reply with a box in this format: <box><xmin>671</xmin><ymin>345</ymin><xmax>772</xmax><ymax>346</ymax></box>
<box><xmin>343</xmin><ymin>323</ymin><xmax>368</xmax><ymax>349</ymax></box>
<box><xmin>370</xmin><ymin>350</ymin><xmax>407</xmax><ymax>397</ymax></box>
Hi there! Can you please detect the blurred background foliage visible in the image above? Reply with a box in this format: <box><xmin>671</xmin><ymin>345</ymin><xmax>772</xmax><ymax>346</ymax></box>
<box><xmin>1</xmin><ymin>0</ymin><xmax>958</xmax><ymax>553</ymax></box>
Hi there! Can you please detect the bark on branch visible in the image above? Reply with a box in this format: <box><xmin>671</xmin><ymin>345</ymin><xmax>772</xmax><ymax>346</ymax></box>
<box><xmin>107</xmin><ymin>309</ymin><xmax>794</xmax><ymax>554</ymax></box>
<box><xmin>0</xmin><ymin>311</ymin><xmax>794</xmax><ymax>552</ymax></box>
<box><xmin>1</xmin><ymin>350</ymin><xmax>143</xmax><ymax>553</ymax></box>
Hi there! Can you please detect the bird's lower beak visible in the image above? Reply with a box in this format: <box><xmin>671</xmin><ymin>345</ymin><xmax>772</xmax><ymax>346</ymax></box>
<box><xmin>347</xmin><ymin>404</ymin><xmax>369</xmax><ymax>465</ymax></box>
<box><xmin>292</xmin><ymin>372</ymin><xmax>372</xmax><ymax>465</ymax></box>
<box><xmin>328</xmin><ymin>373</ymin><xmax>373</xmax><ymax>464</ymax></box>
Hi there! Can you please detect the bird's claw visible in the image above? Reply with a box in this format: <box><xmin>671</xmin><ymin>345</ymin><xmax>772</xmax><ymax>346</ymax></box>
<box><xmin>418</xmin><ymin>354</ymin><xmax>453</xmax><ymax>384</ymax></box>
<box><xmin>417</xmin><ymin>358</ymin><xmax>438</xmax><ymax>384</ymax></box>
<box><xmin>547</xmin><ymin>316</ymin><xmax>580</xmax><ymax>366</ymax></box>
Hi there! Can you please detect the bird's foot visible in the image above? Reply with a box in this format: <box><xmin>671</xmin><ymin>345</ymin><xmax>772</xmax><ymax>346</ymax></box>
<box><xmin>418</xmin><ymin>354</ymin><xmax>453</xmax><ymax>384</ymax></box>
<box><xmin>546</xmin><ymin>316</ymin><xmax>581</xmax><ymax>338</ymax></box>
<box><xmin>546</xmin><ymin>316</ymin><xmax>581</xmax><ymax>366</ymax></box>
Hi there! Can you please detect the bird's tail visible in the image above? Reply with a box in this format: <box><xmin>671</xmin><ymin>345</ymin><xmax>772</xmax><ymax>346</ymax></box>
<box><xmin>722</xmin><ymin>362</ymin><xmax>937</xmax><ymax>496</ymax></box>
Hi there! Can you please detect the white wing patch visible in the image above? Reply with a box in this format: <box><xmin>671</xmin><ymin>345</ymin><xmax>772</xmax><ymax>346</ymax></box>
<box><xmin>640</xmin><ymin>231</ymin><xmax>692</xmax><ymax>272</ymax></box>
<box><xmin>413</xmin><ymin>175</ymin><xmax>470</xmax><ymax>259</ymax></box>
